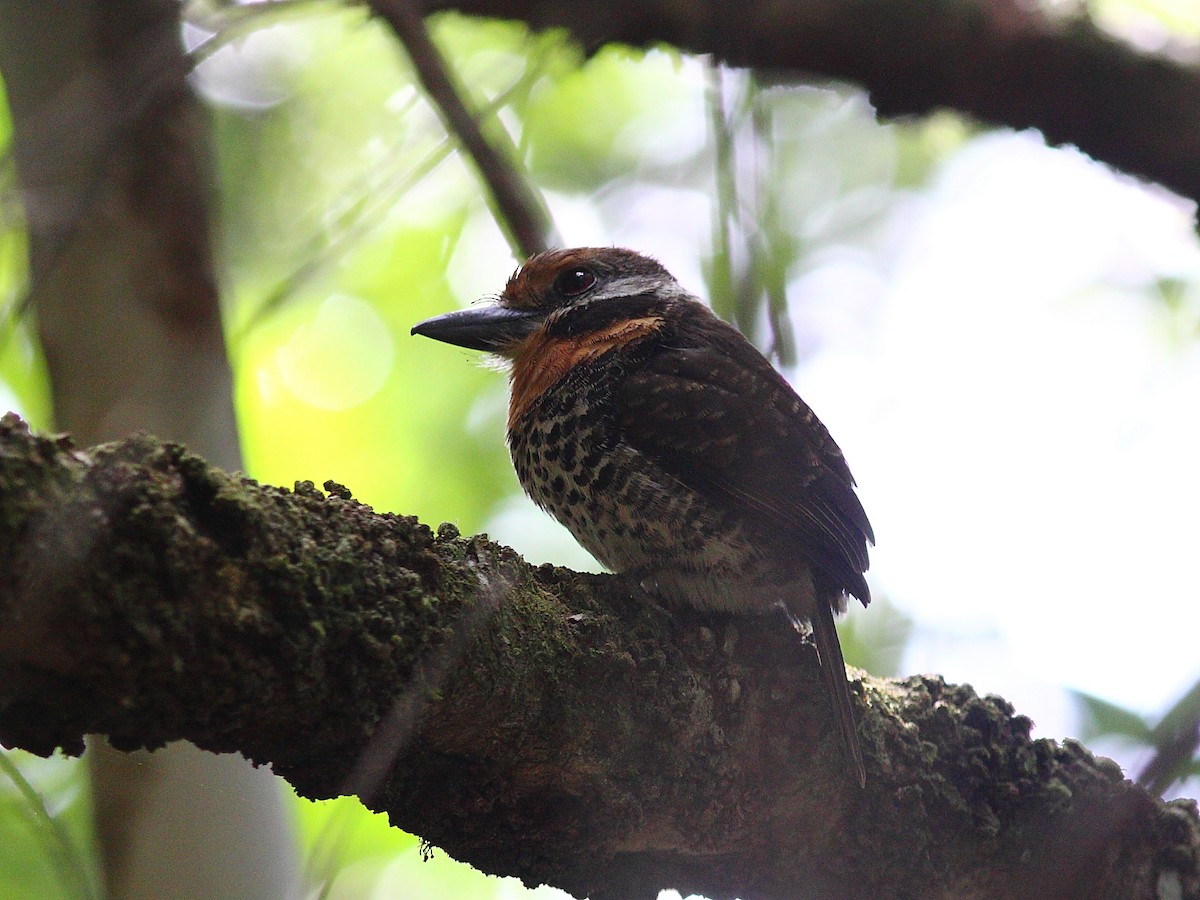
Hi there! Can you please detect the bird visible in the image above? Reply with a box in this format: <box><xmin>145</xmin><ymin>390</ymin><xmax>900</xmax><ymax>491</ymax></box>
<box><xmin>411</xmin><ymin>247</ymin><xmax>874</xmax><ymax>786</ymax></box>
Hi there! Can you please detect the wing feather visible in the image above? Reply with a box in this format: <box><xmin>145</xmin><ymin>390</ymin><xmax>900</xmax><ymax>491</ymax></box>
<box><xmin>617</xmin><ymin>327</ymin><xmax>873</xmax><ymax>605</ymax></box>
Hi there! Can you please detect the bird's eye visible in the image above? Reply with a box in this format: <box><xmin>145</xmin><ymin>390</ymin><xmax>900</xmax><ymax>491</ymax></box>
<box><xmin>554</xmin><ymin>267</ymin><xmax>596</xmax><ymax>298</ymax></box>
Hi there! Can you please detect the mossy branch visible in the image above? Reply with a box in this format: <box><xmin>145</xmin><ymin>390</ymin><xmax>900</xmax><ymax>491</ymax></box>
<box><xmin>0</xmin><ymin>413</ymin><xmax>1196</xmax><ymax>899</ymax></box>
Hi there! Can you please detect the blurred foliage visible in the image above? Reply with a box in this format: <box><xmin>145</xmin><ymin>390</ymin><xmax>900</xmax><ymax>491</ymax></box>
<box><xmin>292</xmin><ymin>787</ymin><xmax>574</xmax><ymax>896</ymax></box>
<box><xmin>1076</xmin><ymin>680</ymin><xmax>1200</xmax><ymax>797</ymax></box>
<box><xmin>1091</xmin><ymin>0</ymin><xmax>1200</xmax><ymax>40</ymax></box>
<box><xmin>1075</xmin><ymin>690</ymin><xmax>1154</xmax><ymax>744</ymax></box>
<box><xmin>0</xmin><ymin>751</ymin><xmax>99</xmax><ymax>900</ymax></box>
<box><xmin>523</xmin><ymin>44</ymin><xmax>692</xmax><ymax>188</ymax></box>
<box><xmin>292</xmin><ymin>792</ymin><xmax>417</xmax><ymax>895</ymax></box>
<box><xmin>1155</xmin><ymin>276</ymin><xmax>1200</xmax><ymax>344</ymax></box>
<box><xmin>840</xmin><ymin>596</ymin><xmax>914</xmax><ymax>678</ymax></box>
<box><xmin>0</xmin><ymin>81</ymin><xmax>51</xmax><ymax>430</ymax></box>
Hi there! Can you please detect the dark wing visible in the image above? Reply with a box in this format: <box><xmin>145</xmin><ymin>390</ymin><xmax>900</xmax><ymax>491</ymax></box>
<box><xmin>617</xmin><ymin>320</ymin><xmax>873</xmax><ymax>605</ymax></box>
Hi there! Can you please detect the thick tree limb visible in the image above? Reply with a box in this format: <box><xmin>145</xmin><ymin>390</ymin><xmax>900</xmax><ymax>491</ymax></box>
<box><xmin>425</xmin><ymin>0</ymin><xmax>1200</xmax><ymax>208</ymax></box>
<box><xmin>0</xmin><ymin>413</ymin><xmax>1197</xmax><ymax>899</ymax></box>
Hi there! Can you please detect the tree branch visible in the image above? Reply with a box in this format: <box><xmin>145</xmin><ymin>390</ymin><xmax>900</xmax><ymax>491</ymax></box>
<box><xmin>1</xmin><ymin>413</ymin><xmax>1197</xmax><ymax>899</ymax></box>
<box><xmin>370</xmin><ymin>0</ymin><xmax>557</xmax><ymax>256</ymax></box>
<box><xmin>424</xmin><ymin>0</ymin><xmax>1200</xmax><ymax>208</ymax></box>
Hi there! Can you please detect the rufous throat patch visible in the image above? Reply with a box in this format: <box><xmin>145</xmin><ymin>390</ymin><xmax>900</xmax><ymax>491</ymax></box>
<box><xmin>507</xmin><ymin>315</ymin><xmax>663</xmax><ymax>429</ymax></box>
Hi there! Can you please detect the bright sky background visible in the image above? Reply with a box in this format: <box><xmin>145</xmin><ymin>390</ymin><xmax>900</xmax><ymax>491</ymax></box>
<box><xmin>811</xmin><ymin>133</ymin><xmax>1200</xmax><ymax>735</ymax></box>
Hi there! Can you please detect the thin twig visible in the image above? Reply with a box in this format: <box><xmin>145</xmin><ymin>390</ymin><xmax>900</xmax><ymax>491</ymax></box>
<box><xmin>707</xmin><ymin>63</ymin><xmax>738</xmax><ymax>325</ymax></box>
<box><xmin>368</xmin><ymin>0</ymin><xmax>557</xmax><ymax>258</ymax></box>
<box><xmin>184</xmin><ymin>0</ymin><xmax>334</xmax><ymax>67</ymax></box>
<box><xmin>751</xmin><ymin>87</ymin><xmax>796</xmax><ymax>367</ymax></box>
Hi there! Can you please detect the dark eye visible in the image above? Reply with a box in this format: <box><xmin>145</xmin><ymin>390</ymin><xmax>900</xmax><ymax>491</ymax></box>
<box><xmin>554</xmin><ymin>267</ymin><xmax>596</xmax><ymax>298</ymax></box>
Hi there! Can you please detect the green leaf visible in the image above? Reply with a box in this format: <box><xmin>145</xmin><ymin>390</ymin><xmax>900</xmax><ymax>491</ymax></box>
<box><xmin>1071</xmin><ymin>690</ymin><xmax>1153</xmax><ymax>742</ymax></box>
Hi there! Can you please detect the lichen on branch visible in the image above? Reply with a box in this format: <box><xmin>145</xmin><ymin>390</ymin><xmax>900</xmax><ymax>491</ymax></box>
<box><xmin>0</xmin><ymin>413</ymin><xmax>1196</xmax><ymax>899</ymax></box>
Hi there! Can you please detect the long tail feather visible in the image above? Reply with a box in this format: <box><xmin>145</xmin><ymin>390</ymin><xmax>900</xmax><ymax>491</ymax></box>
<box><xmin>811</xmin><ymin>600</ymin><xmax>865</xmax><ymax>787</ymax></box>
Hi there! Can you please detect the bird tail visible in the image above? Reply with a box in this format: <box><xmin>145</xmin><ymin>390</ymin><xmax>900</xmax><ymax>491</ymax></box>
<box><xmin>811</xmin><ymin>599</ymin><xmax>866</xmax><ymax>788</ymax></box>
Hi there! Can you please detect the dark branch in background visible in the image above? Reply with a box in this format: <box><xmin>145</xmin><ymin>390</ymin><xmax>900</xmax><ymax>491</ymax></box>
<box><xmin>1140</xmin><ymin>682</ymin><xmax>1200</xmax><ymax>797</ymax></box>
<box><xmin>2</xmin><ymin>414</ymin><xmax>1198</xmax><ymax>900</ymax></box>
<box><xmin>370</xmin><ymin>0</ymin><xmax>558</xmax><ymax>257</ymax></box>
<box><xmin>426</xmin><ymin>0</ymin><xmax>1200</xmax><ymax>208</ymax></box>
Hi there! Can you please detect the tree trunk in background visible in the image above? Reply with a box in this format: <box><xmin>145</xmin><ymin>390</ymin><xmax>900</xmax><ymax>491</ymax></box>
<box><xmin>0</xmin><ymin>2</ymin><xmax>298</xmax><ymax>897</ymax></box>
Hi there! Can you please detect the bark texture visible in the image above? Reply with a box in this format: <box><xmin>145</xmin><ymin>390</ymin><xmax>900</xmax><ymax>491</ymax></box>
<box><xmin>1</xmin><ymin>415</ymin><xmax>1197</xmax><ymax>900</ymax></box>
<box><xmin>424</xmin><ymin>0</ymin><xmax>1200</xmax><ymax>207</ymax></box>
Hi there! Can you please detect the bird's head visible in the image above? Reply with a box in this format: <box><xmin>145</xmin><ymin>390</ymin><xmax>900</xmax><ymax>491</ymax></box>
<box><xmin>410</xmin><ymin>247</ymin><xmax>687</xmax><ymax>358</ymax></box>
